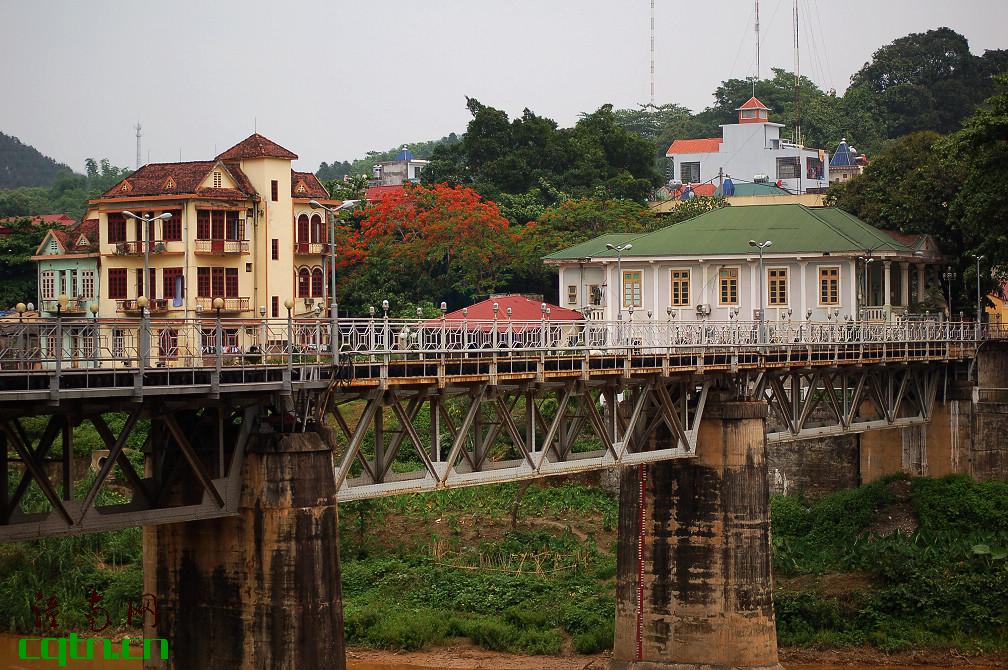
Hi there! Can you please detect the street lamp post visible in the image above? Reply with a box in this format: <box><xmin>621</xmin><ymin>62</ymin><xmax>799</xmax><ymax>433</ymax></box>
<box><xmin>122</xmin><ymin>211</ymin><xmax>172</xmax><ymax>310</ymax></box>
<box><xmin>310</xmin><ymin>199</ymin><xmax>360</xmax><ymax>360</ymax></box>
<box><xmin>857</xmin><ymin>255</ymin><xmax>876</xmax><ymax>321</ymax></box>
<box><xmin>971</xmin><ymin>254</ymin><xmax>985</xmax><ymax>327</ymax></box>
<box><xmin>749</xmin><ymin>240</ymin><xmax>773</xmax><ymax>346</ymax></box>
<box><xmin>605</xmin><ymin>242</ymin><xmax>633</xmax><ymax>320</ymax></box>
<box><xmin>942</xmin><ymin>268</ymin><xmax>956</xmax><ymax>320</ymax></box>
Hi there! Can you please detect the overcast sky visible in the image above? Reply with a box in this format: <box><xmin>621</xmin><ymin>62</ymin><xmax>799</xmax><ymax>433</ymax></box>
<box><xmin>2</xmin><ymin>1</ymin><xmax>1006</xmax><ymax>174</ymax></box>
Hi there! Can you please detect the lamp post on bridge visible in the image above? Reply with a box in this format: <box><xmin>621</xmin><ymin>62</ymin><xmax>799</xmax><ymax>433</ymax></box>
<box><xmin>310</xmin><ymin>199</ymin><xmax>360</xmax><ymax>361</ymax></box>
<box><xmin>749</xmin><ymin>239</ymin><xmax>772</xmax><ymax>347</ymax></box>
<box><xmin>942</xmin><ymin>268</ymin><xmax>956</xmax><ymax>321</ymax></box>
<box><xmin>971</xmin><ymin>254</ymin><xmax>985</xmax><ymax>331</ymax></box>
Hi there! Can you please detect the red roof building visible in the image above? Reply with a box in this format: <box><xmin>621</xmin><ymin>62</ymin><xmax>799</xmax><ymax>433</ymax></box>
<box><xmin>442</xmin><ymin>295</ymin><xmax>583</xmax><ymax>322</ymax></box>
<box><xmin>665</xmin><ymin>138</ymin><xmax>722</xmax><ymax>155</ymax></box>
<box><xmin>365</xmin><ymin>185</ymin><xmax>405</xmax><ymax>202</ymax></box>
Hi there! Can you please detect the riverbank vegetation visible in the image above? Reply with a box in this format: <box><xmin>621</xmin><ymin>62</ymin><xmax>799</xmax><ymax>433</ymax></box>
<box><xmin>0</xmin><ymin>473</ymin><xmax>1004</xmax><ymax>657</ymax></box>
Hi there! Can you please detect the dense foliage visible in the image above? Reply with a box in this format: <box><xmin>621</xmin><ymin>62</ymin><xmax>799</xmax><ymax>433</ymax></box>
<box><xmin>827</xmin><ymin>80</ymin><xmax>1008</xmax><ymax>311</ymax></box>
<box><xmin>0</xmin><ymin>132</ymin><xmax>73</xmax><ymax>189</ymax></box>
<box><xmin>0</xmin><ymin>158</ymin><xmax>131</xmax><ymax>222</ymax></box>
<box><xmin>316</xmin><ymin>134</ymin><xmax>461</xmax><ymax>183</ymax></box>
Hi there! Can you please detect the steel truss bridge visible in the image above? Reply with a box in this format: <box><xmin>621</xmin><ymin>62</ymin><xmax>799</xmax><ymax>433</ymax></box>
<box><xmin>0</xmin><ymin>315</ymin><xmax>994</xmax><ymax>541</ymax></box>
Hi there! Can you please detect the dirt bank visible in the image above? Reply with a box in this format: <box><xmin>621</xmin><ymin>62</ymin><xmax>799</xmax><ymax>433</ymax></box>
<box><xmin>347</xmin><ymin>645</ymin><xmax>1008</xmax><ymax>670</ymax></box>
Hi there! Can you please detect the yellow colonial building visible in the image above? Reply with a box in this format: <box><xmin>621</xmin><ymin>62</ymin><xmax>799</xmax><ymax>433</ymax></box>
<box><xmin>86</xmin><ymin>133</ymin><xmax>339</xmax><ymax>322</ymax></box>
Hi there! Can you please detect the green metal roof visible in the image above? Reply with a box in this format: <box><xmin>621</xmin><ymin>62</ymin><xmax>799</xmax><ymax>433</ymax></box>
<box><xmin>726</xmin><ymin>182</ymin><xmax>791</xmax><ymax>197</ymax></box>
<box><xmin>543</xmin><ymin>233</ymin><xmax>638</xmax><ymax>261</ymax></box>
<box><xmin>545</xmin><ymin>205</ymin><xmax>913</xmax><ymax>260</ymax></box>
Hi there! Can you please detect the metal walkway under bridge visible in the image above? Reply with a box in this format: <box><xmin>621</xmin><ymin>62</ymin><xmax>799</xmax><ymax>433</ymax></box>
<box><xmin>0</xmin><ymin>315</ymin><xmax>998</xmax><ymax>540</ymax></box>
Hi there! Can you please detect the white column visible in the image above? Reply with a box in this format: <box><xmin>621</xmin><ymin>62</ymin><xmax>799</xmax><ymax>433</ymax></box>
<box><xmin>917</xmin><ymin>264</ymin><xmax>926</xmax><ymax>303</ymax></box>
<box><xmin>900</xmin><ymin>262</ymin><xmax>910</xmax><ymax>306</ymax></box>
<box><xmin>700</xmin><ymin>261</ymin><xmax>708</xmax><ymax>322</ymax></box>
<box><xmin>799</xmin><ymin>261</ymin><xmax>808</xmax><ymax>320</ymax></box>
<box><xmin>652</xmin><ymin>261</ymin><xmax>660</xmax><ymax>319</ymax></box>
<box><xmin>883</xmin><ymin>261</ymin><xmax>892</xmax><ymax>308</ymax></box>
<box><xmin>848</xmin><ymin>260</ymin><xmax>858</xmax><ymax>319</ymax></box>
<box><xmin>749</xmin><ymin>262</ymin><xmax>757</xmax><ymax>320</ymax></box>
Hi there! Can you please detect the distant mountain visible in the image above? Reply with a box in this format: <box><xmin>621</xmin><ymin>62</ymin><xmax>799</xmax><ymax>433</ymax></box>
<box><xmin>0</xmin><ymin>132</ymin><xmax>74</xmax><ymax>189</ymax></box>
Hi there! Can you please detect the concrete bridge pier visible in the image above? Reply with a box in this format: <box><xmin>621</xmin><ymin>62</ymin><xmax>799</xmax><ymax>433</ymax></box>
<box><xmin>143</xmin><ymin>430</ymin><xmax>345</xmax><ymax>670</ymax></box>
<box><xmin>612</xmin><ymin>399</ymin><xmax>781</xmax><ymax>670</ymax></box>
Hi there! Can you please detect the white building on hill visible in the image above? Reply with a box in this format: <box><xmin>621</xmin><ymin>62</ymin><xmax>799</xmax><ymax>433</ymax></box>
<box><xmin>665</xmin><ymin>97</ymin><xmax>829</xmax><ymax>194</ymax></box>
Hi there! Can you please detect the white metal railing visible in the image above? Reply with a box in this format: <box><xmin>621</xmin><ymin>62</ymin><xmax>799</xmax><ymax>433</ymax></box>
<box><xmin>0</xmin><ymin>316</ymin><xmax>999</xmax><ymax>394</ymax></box>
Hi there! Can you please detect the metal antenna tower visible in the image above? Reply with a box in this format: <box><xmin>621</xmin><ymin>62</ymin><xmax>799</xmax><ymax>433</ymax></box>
<box><xmin>793</xmin><ymin>0</ymin><xmax>801</xmax><ymax>145</ymax></box>
<box><xmin>754</xmin><ymin>0</ymin><xmax>760</xmax><ymax>96</ymax></box>
<box><xmin>650</xmin><ymin>0</ymin><xmax>655</xmax><ymax>105</ymax></box>
<box><xmin>135</xmin><ymin>122</ymin><xmax>142</xmax><ymax>169</ymax></box>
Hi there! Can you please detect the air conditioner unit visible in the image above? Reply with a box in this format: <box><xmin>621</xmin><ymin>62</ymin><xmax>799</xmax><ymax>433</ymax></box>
<box><xmin>304</xmin><ymin>297</ymin><xmax>315</xmax><ymax>307</ymax></box>
<box><xmin>695</xmin><ymin>303</ymin><xmax>711</xmax><ymax>316</ymax></box>
<box><xmin>753</xmin><ymin>174</ymin><xmax>769</xmax><ymax>183</ymax></box>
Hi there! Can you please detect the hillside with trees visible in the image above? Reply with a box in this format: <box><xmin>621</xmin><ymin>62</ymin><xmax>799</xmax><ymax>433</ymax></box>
<box><xmin>0</xmin><ymin>132</ymin><xmax>74</xmax><ymax>189</ymax></box>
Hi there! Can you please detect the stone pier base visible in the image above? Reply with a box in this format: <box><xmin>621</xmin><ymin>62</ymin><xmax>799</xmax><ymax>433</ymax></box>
<box><xmin>612</xmin><ymin>400</ymin><xmax>782</xmax><ymax>670</ymax></box>
<box><xmin>143</xmin><ymin>432</ymin><xmax>344</xmax><ymax>670</ymax></box>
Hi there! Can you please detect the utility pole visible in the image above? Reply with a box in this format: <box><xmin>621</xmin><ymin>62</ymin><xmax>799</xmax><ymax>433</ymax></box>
<box><xmin>754</xmin><ymin>0</ymin><xmax>760</xmax><ymax>96</ymax></box>
<box><xmin>793</xmin><ymin>0</ymin><xmax>801</xmax><ymax>145</ymax></box>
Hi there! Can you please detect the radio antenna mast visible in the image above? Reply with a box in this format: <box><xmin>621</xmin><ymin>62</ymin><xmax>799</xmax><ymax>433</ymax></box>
<box><xmin>650</xmin><ymin>0</ymin><xmax>655</xmax><ymax>105</ymax></box>
<box><xmin>793</xmin><ymin>0</ymin><xmax>802</xmax><ymax>145</ymax></box>
<box><xmin>134</xmin><ymin>122</ymin><xmax>142</xmax><ymax>169</ymax></box>
<box><xmin>754</xmin><ymin>0</ymin><xmax>760</xmax><ymax>96</ymax></box>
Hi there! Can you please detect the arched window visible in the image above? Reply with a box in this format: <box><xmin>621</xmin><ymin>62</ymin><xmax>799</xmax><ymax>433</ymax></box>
<box><xmin>310</xmin><ymin>214</ymin><xmax>322</xmax><ymax>244</ymax></box>
<box><xmin>297</xmin><ymin>213</ymin><xmax>310</xmax><ymax>245</ymax></box>
<box><xmin>297</xmin><ymin>267</ymin><xmax>311</xmax><ymax>298</ymax></box>
<box><xmin>311</xmin><ymin>267</ymin><xmax>324</xmax><ymax>297</ymax></box>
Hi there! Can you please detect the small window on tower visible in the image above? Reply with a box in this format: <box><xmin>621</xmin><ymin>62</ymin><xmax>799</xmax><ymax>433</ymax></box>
<box><xmin>271</xmin><ymin>180</ymin><xmax>279</xmax><ymax>201</ymax></box>
<box><xmin>213</xmin><ymin>171</ymin><xmax>222</xmax><ymax>188</ymax></box>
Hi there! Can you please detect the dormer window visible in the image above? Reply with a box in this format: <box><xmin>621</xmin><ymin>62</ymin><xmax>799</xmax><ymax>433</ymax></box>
<box><xmin>163</xmin><ymin>176</ymin><xmax>176</xmax><ymax>190</ymax></box>
<box><xmin>49</xmin><ymin>240</ymin><xmax>59</xmax><ymax>254</ymax></box>
<box><xmin>76</xmin><ymin>235</ymin><xmax>89</xmax><ymax>248</ymax></box>
<box><xmin>213</xmin><ymin>171</ymin><xmax>222</xmax><ymax>188</ymax></box>
<box><xmin>295</xmin><ymin>181</ymin><xmax>307</xmax><ymax>194</ymax></box>
<box><xmin>120</xmin><ymin>180</ymin><xmax>132</xmax><ymax>192</ymax></box>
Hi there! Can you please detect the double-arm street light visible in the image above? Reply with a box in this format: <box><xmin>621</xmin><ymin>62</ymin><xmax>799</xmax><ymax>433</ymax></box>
<box><xmin>310</xmin><ymin>199</ymin><xmax>360</xmax><ymax>356</ymax></box>
<box><xmin>749</xmin><ymin>239</ymin><xmax>772</xmax><ymax>346</ymax></box>
<box><xmin>605</xmin><ymin>242</ymin><xmax>633</xmax><ymax>321</ymax></box>
<box><xmin>942</xmin><ymin>268</ymin><xmax>957</xmax><ymax>319</ymax></box>
<box><xmin>122</xmin><ymin>211</ymin><xmax>172</xmax><ymax>306</ymax></box>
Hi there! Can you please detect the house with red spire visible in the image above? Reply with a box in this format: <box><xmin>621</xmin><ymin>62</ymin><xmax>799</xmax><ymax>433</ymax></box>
<box><xmin>665</xmin><ymin>96</ymin><xmax>829</xmax><ymax>196</ymax></box>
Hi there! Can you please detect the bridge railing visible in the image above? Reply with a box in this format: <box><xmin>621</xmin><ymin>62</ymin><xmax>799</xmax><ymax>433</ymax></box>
<box><xmin>0</xmin><ymin>316</ymin><xmax>998</xmax><ymax>389</ymax></box>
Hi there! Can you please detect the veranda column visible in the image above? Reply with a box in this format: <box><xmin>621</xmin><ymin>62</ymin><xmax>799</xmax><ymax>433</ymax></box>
<box><xmin>917</xmin><ymin>264</ymin><xmax>926</xmax><ymax>303</ymax></box>
<box><xmin>612</xmin><ymin>399</ymin><xmax>781</xmax><ymax>670</ymax></box>
<box><xmin>883</xmin><ymin>261</ymin><xmax>893</xmax><ymax>318</ymax></box>
<box><xmin>900</xmin><ymin>262</ymin><xmax>910</xmax><ymax>307</ymax></box>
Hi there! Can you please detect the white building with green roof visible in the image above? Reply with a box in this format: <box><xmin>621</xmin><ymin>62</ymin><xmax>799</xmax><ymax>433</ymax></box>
<box><xmin>544</xmin><ymin>205</ymin><xmax>943</xmax><ymax>323</ymax></box>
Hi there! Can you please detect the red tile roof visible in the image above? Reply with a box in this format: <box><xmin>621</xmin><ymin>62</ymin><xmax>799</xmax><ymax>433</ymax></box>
<box><xmin>291</xmin><ymin>171</ymin><xmax>330</xmax><ymax>199</ymax></box>
<box><xmin>36</xmin><ymin>219</ymin><xmax>99</xmax><ymax>256</ymax></box>
<box><xmin>668</xmin><ymin>183</ymin><xmax>717</xmax><ymax>198</ymax></box>
<box><xmin>666</xmin><ymin>137</ymin><xmax>722</xmax><ymax>155</ymax></box>
<box><xmin>737</xmin><ymin>96</ymin><xmax>770</xmax><ymax>110</ymax></box>
<box><xmin>441</xmin><ymin>295</ymin><xmax>584</xmax><ymax>322</ymax></box>
<box><xmin>0</xmin><ymin>213</ymin><xmax>77</xmax><ymax>235</ymax></box>
<box><xmin>101</xmin><ymin>161</ymin><xmax>255</xmax><ymax>199</ymax></box>
<box><xmin>216</xmin><ymin>133</ymin><xmax>298</xmax><ymax>161</ymax></box>
<box><xmin>365</xmin><ymin>185</ymin><xmax>405</xmax><ymax>202</ymax></box>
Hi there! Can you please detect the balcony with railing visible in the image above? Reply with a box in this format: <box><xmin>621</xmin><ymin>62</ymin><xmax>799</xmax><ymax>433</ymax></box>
<box><xmin>117</xmin><ymin>298</ymin><xmax>170</xmax><ymax>315</ymax></box>
<box><xmin>194</xmin><ymin>239</ymin><xmax>249</xmax><ymax>255</ymax></box>
<box><xmin>114</xmin><ymin>240</ymin><xmax>168</xmax><ymax>255</ymax></box>
<box><xmin>41</xmin><ymin>298</ymin><xmax>91</xmax><ymax>314</ymax></box>
<box><xmin>293</xmin><ymin>241</ymin><xmax>329</xmax><ymax>255</ymax></box>
<box><xmin>195</xmin><ymin>296</ymin><xmax>251</xmax><ymax>313</ymax></box>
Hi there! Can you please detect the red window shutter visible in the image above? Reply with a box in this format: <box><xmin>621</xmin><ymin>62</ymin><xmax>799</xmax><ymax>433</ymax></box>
<box><xmin>271</xmin><ymin>180</ymin><xmax>278</xmax><ymax>202</ymax></box>
<box><xmin>196</xmin><ymin>210</ymin><xmax>210</xmax><ymax>239</ymax></box>
<box><xmin>225</xmin><ymin>268</ymin><xmax>238</xmax><ymax>297</ymax></box>
<box><xmin>197</xmin><ymin>267</ymin><xmax>210</xmax><ymax>297</ymax></box>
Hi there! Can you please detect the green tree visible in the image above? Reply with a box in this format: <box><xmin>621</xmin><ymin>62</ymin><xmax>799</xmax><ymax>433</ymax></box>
<box><xmin>0</xmin><ymin>217</ymin><xmax>60</xmax><ymax>307</ymax></box>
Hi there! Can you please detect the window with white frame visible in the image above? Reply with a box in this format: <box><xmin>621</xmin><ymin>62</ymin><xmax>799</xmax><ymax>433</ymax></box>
<box><xmin>567</xmin><ymin>285</ymin><xmax>577</xmax><ymax>305</ymax></box>
<box><xmin>49</xmin><ymin>240</ymin><xmax>59</xmax><ymax>254</ymax></box>
<box><xmin>719</xmin><ymin>268</ymin><xmax>738</xmax><ymax>304</ymax></box>
<box><xmin>623</xmin><ymin>271</ymin><xmax>642</xmax><ymax>308</ymax></box>
<box><xmin>670</xmin><ymin>269</ymin><xmax>690</xmax><ymax>306</ymax></box>
<box><xmin>768</xmin><ymin>268</ymin><xmax>789</xmax><ymax>305</ymax></box>
<box><xmin>776</xmin><ymin>157</ymin><xmax>800</xmax><ymax>180</ymax></box>
<box><xmin>213</xmin><ymin>171</ymin><xmax>222</xmax><ymax>188</ymax></box>
<box><xmin>81</xmin><ymin>271</ymin><xmax>95</xmax><ymax>299</ymax></box>
<box><xmin>41</xmin><ymin>271</ymin><xmax>55</xmax><ymax>299</ymax></box>
<box><xmin>819</xmin><ymin>266</ymin><xmax>840</xmax><ymax>305</ymax></box>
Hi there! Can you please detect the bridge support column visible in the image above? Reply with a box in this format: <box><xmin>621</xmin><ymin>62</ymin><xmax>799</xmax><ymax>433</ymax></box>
<box><xmin>612</xmin><ymin>399</ymin><xmax>781</xmax><ymax>670</ymax></box>
<box><xmin>143</xmin><ymin>431</ymin><xmax>344</xmax><ymax>670</ymax></box>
